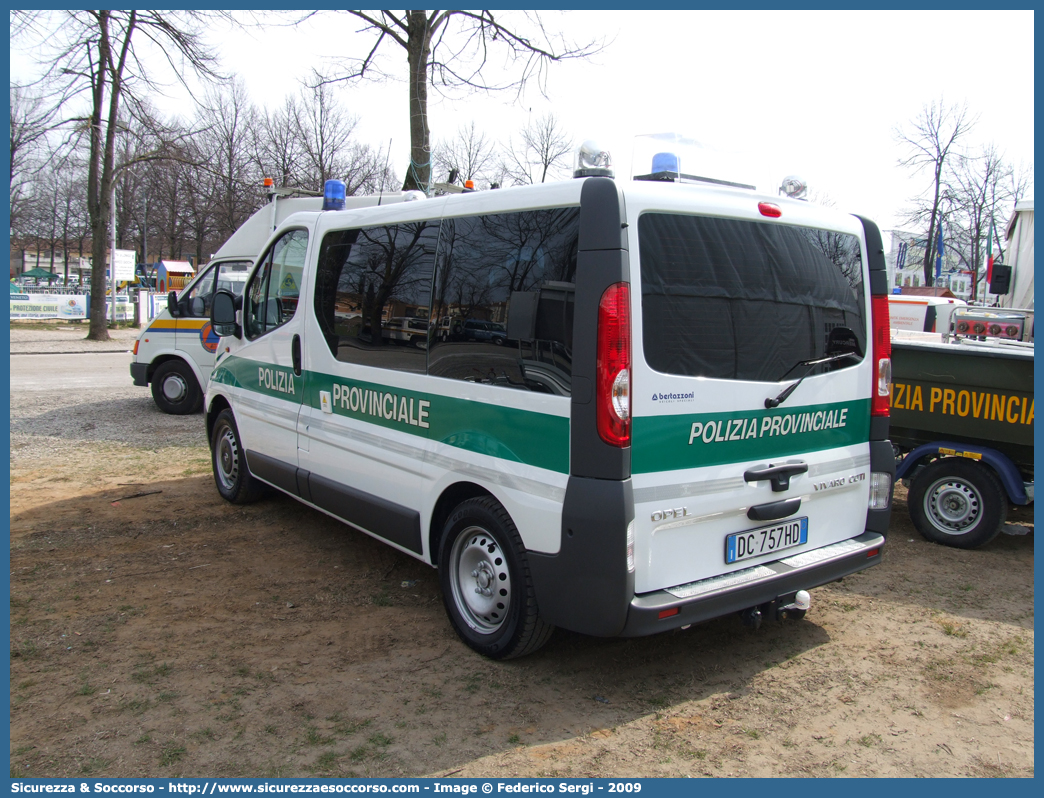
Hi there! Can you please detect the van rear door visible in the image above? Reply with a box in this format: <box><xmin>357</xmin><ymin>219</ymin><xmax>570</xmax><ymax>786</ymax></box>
<box><xmin>630</xmin><ymin>210</ymin><xmax>874</xmax><ymax>595</ymax></box>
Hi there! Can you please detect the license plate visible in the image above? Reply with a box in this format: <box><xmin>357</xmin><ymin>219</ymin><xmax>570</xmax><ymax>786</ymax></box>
<box><xmin>725</xmin><ymin>517</ymin><xmax>808</xmax><ymax>564</ymax></box>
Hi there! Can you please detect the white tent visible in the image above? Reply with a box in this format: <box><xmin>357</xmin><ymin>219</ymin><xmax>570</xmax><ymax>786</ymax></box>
<box><xmin>998</xmin><ymin>200</ymin><xmax>1034</xmax><ymax>310</ymax></box>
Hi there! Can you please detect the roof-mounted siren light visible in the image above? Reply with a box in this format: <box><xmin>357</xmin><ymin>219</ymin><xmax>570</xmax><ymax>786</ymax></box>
<box><xmin>323</xmin><ymin>179</ymin><xmax>346</xmax><ymax>211</ymax></box>
<box><xmin>650</xmin><ymin>151</ymin><xmax>681</xmax><ymax>180</ymax></box>
<box><xmin>779</xmin><ymin>175</ymin><xmax>808</xmax><ymax>200</ymax></box>
<box><xmin>573</xmin><ymin>140</ymin><xmax>614</xmax><ymax>179</ymax></box>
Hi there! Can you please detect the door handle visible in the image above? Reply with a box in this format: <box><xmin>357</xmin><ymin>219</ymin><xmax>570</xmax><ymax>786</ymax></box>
<box><xmin>743</xmin><ymin>462</ymin><xmax>807</xmax><ymax>492</ymax></box>
<box><xmin>747</xmin><ymin>498</ymin><xmax>802</xmax><ymax>521</ymax></box>
<box><xmin>291</xmin><ymin>334</ymin><xmax>302</xmax><ymax>376</ymax></box>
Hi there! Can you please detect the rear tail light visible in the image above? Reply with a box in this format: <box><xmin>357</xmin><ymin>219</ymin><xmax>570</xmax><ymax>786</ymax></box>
<box><xmin>626</xmin><ymin>520</ymin><xmax>635</xmax><ymax>572</ymax></box>
<box><xmin>596</xmin><ymin>282</ymin><xmax>631</xmax><ymax>446</ymax></box>
<box><xmin>868</xmin><ymin>472</ymin><xmax>891</xmax><ymax>509</ymax></box>
<box><xmin>870</xmin><ymin>295</ymin><xmax>891</xmax><ymax>417</ymax></box>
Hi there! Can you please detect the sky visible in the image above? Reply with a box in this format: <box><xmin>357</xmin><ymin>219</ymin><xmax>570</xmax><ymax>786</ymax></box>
<box><xmin>10</xmin><ymin>10</ymin><xmax>1035</xmax><ymax>242</ymax></box>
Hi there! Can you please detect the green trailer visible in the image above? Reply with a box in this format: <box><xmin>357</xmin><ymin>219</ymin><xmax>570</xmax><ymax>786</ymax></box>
<box><xmin>891</xmin><ymin>336</ymin><xmax>1034</xmax><ymax>548</ymax></box>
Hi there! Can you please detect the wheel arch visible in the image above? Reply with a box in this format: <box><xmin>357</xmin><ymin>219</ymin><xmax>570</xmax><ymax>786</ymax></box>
<box><xmin>149</xmin><ymin>352</ymin><xmax>204</xmax><ymax>387</ymax></box>
<box><xmin>896</xmin><ymin>441</ymin><xmax>1028</xmax><ymax>505</ymax></box>
<box><xmin>428</xmin><ymin>481</ymin><xmax>494</xmax><ymax>566</ymax></box>
<box><xmin>206</xmin><ymin>393</ymin><xmax>233</xmax><ymax>444</ymax></box>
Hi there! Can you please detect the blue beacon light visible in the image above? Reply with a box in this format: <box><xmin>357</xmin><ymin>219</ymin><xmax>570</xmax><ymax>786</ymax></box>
<box><xmin>323</xmin><ymin>179</ymin><xmax>347</xmax><ymax>210</ymax></box>
<box><xmin>652</xmin><ymin>152</ymin><xmax>679</xmax><ymax>175</ymax></box>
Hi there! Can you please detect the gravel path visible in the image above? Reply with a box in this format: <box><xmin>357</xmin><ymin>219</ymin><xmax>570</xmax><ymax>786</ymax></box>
<box><xmin>10</xmin><ymin>326</ymin><xmax>208</xmax><ymax>467</ymax></box>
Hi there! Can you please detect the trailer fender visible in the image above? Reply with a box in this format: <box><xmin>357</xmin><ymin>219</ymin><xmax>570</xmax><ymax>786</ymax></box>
<box><xmin>896</xmin><ymin>441</ymin><xmax>1030</xmax><ymax>505</ymax></box>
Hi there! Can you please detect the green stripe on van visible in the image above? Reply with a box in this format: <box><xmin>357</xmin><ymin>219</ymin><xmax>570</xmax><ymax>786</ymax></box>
<box><xmin>308</xmin><ymin>370</ymin><xmax>569</xmax><ymax>473</ymax></box>
<box><xmin>632</xmin><ymin>399</ymin><xmax>870</xmax><ymax>473</ymax></box>
<box><xmin>212</xmin><ymin>355</ymin><xmax>569</xmax><ymax>473</ymax></box>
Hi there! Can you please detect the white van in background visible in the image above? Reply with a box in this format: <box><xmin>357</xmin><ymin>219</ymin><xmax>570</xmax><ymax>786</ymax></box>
<box><xmin>130</xmin><ymin>185</ymin><xmax>423</xmax><ymax>413</ymax></box>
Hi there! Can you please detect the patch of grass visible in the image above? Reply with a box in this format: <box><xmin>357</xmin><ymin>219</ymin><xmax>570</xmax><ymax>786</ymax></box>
<box><xmin>433</xmin><ymin>733</ymin><xmax>446</xmax><ymax>747</ymax></box>
<box><xmin>118</xmin><ymin>698</ymin><xmax>153</xmax><ymax>716</ymax></box>
<box><xmin>743</xmin><ymin>728</ymin><xmax>760</xmax><ymax>740</ymax></box>
<box><xmin>158</xmin><ymin>691</ymin><xmax>179</xmax><ymax>703</ymax></box>
<box><xmin>940</xmin><ymin>621</ymin><xmax>968</xmax><ymax>638</ymax></box>
<box><xmin>422</xmin><ymin>686</ymin><xmax>443</xmax><ymax>699</ymax></box>
<box><xmin>78</xmin><ymin>757</ymin><xmax>109</xmax><ymax>776</ymax></box>
<box><xmin>647</xmin><ymin>696</ymin><xmax>669</xmax><ymax>709</ymax></box>
<box><xmin>305</xmin><ymin>726</ymin><xmax>334</xmax><ymax>746</ymax></box>
<box><xmin>857</xmin><ymin>733</ymin><xmax>881</xmax><ymax>748</ymax></box>
<box><xmin>372</xmin><ymin>593</ymin><xmax>392</xmax><ymax>607</ymax></box>
<box><xmin>264</xmin><ymin>725</ymin><xmax>278</xmax><ymax>735</ymax></box>
<box><xmin>368</xmin><ymin>732</ymin><xmax>393</xmax><ymax>748</ymax></box>
<box><xmin>334</xmin><ymin>718</ymin><xmax>371</xmax><ymax>737</ymax></box>
<box><xmin>236</xmin><ymin>666</ymin><xmax>252</xmax><ymax>677</ymax></box>
<box><xmin>134</xmin><ymin>733</ymin><xmax>152</xmax><ymax>746</ymax></box>
<box><xmin>132</xmin><ymin>662</ymin><xmax>173</xmax><ymax>684</ymax></box>
<box><xmin>192</xmin><ymin>728</ymin><xmax>216</xmax><ymax>741</ymax></box>
<box><xmin>508</xmin><ymin>734</ymin><xmax>521</xmax><ymax>745</ymax></box>
<box><xmin>463</xmin><ymin>675</ymin><xmax>481</xmax><ymax>694</ymax></box>
<box><xmin>349</xmin><ymin>746</ymin><xmax>368</xmax><ymax>763</ymax></box>
<box><xmin>75</xmin><ymin>683</ymin><xmax>97</xmax><ymax>696</ymax></box>
<box><xmin>159</xmin><ymin>745</ymin><xmax>186</xmax><ymax>767</ymax></box>
<box><xmin>314</xmin><ymin>751</ymin><xmax>340</xmax><ymax>771</ymax></box>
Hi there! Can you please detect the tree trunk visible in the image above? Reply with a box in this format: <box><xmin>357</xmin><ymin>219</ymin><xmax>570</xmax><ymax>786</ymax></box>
<box><xmin>921</xmin><ymin>164</ymin><xmax>943</xmax><ymax>288</ymax></box>
<box><xmin>86</xmin><ymin>11</ymin><xmax>113</xmax><ymax>340</ymax></box>
<box><xmin>402</xmin><ymin>12</ymin><xmax>432</xmax><ymax>193</ymax></box>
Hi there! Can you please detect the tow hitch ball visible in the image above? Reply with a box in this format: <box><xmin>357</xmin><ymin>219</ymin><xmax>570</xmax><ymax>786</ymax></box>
<box><xmin>740</xmin><ymin>590</ymin><xmax>811</xmax><ymax>629</ymax></box>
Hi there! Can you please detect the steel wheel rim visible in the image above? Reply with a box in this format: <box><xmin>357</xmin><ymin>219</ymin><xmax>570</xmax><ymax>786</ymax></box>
<box><xmin>162</xmin><ymin>373</ymin><xmax>188</xmax><ymax>402</ymax></box>
<box><xmin>215</xmin><ymin>425</ymin><xmax>240</xmax><ymax>492</ymax></box>
<box><xmin>450</xmin><ymin>525</ymin><xmax>512</xmax><ymax>634</ymax></box>
<box><xmin>924</xmin><ymin>477</ymin><xmax>981</xmax><ymax>535</ymax></box>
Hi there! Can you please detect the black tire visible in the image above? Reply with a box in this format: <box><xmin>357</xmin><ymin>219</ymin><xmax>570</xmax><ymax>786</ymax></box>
<box><xmin>908</xmin><ymin>458</ymin><xmax>1007</xmax><ymax>549</ymax></box>
<box><xmin>210</xmin><ymin>409</ymin><xmax>265</xmax><ymax>504</ymax></box>
<box><xmin>151</xmin><ymin>360</ymin><xmax>203</xmax><ymax>415</ymax></box>
<box><xmin>438</xmin><ymin>497</ymin><xmax>554</xmax><ymax>660</ymax></box>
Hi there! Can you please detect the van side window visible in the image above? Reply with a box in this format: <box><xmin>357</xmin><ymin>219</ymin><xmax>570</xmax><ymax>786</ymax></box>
<box><xmin>214</xmin><ymin>259</ymin><xmax>252</xmax><ymax>298</ymax></box>
<box><xmin>313</xmin><ymin>221</ymin><xmax>438</xmax><ymax>372</ymax></box>
<box><xmin>183</xmin><ymin>266</ymin><xmax>217</xmax><ymax>317</ymax></box>
<box><xmin>244</xmin><ymin>229</ymin><xmax>309</xmax><ymax>340</ymax></box>
<box><xmin>428</xmin><ymin>207</ymin><xmax>579</xmax><ymax>395</ymax></box>
<box><xmin>639</xmin><ymin>213</ymin><xmax>865</xmax><ymax>382</ymax></box>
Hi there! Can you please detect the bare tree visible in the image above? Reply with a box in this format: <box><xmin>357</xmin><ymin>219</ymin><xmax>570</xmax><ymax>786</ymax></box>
<box><xmin>13</xmin><ymin>10</ymin><xmax>224</xmax><ymax>339</ymax></box>
<box><xmin>503</xmin><ymin>112</ymin><xmax>573</xmax><ymax>185</ymax></box>
<box><xmin>9</xmin><ymin>86</ymin><xmax>59</xmax><ymax>234</ymax></box>
<box><xmin>315</xmin><ymin>10</ymin><xmax>601</xmax><ymax>193</ymax></box>
<box><xmin>895</xmin><ymin>99</ymin><xmax>977</xmax><ymax>286</ymax></box>
<box><xmin>254</xmin><ymin>95</ymin><xmax>307</xmax><ymax>188</ymax></box>
<box><xmin>433</xmin><ymin>121</ymin><xmax>498</xmax><ymax>186</ymax></box>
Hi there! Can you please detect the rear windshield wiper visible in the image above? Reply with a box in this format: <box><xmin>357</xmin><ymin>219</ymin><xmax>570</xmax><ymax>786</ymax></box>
<box><xmin>765</xmin><ymin>352</ymin><xmax>859</xmax><ymax>409</ymax></box>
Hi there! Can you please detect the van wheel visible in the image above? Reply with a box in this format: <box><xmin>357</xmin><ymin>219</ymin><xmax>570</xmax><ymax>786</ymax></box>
<box><xmin>151</xmin><ymin>360</ymin><xmax>203</xmax><ymax>414</ymax></box>
<box><xmin>438</xmin><ymin>497</ymin><xmax>554</xmax><ymax>660</ymax></box>
<box><xmin>211</xmin><ymin>409</ymin><xmax>264</xmax><ymax>504</ymax></box>
<box><xmin>909</xmin><ymin>459</ymin><xmax>1007</xmax><ymax>549</ymax></box>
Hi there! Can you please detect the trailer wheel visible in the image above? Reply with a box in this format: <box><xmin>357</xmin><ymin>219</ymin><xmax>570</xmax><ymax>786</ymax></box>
<box><xmin>210</xmin><ymin>409</ymin><xmax>265</xmax><ymax>504</ymax></box>
<box><xmin>909</xmin><ymin>459</ymin><xmax>1007</xmax><ymax>549</ymax></box>
<box><xmin>438</xmin><ymin>497</ymin><xmax>554</xmax><ymax>660</ymax></box>
<box><xmin>151</xmin><ymin>360</ymin><xmax>203</xmax><ymax>415</ymax></box>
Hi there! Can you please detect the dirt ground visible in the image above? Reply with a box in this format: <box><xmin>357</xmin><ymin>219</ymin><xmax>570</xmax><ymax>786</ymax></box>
<box><xmin>9</xmin><ymin>337</ymin><xmax>1035</xmax><ymax>778</ymax></box>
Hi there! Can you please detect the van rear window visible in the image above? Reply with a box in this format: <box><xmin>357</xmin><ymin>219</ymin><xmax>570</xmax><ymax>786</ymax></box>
<box><xmin>639</xmin><ymin>213</ymin><xmax>865</xmax><ymax>382</ymax></box>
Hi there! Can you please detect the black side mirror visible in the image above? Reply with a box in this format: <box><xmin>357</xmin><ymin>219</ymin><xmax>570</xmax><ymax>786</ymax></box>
<box><xmin>167</xmin><ymin>290</ymin><xmax>180</xmax><ymax>318</ymax></box>
<box><xmin>211</xmin><ymin>289</ymin><xmax>240</xmax><ymax>338</ymax></box>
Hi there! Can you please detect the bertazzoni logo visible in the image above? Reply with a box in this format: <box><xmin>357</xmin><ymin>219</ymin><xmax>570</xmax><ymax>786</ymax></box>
<box><xmin>651</xmin><ymin>391</ymin><xmax>695</xmax><ymax>404</ymax></box>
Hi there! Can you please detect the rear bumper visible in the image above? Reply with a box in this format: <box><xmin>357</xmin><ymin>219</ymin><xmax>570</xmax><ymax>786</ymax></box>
<box><xmin>618</xmin><ymin>531</ymin><xmax>884</xmax><ymax>637</ymax></box>
<box><xmin>130</xmin><ymin>362</ymin><xmax>149</xmax><ymax>387</ymax></box>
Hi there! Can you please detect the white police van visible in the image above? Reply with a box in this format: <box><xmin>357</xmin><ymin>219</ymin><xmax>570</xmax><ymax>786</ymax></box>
<box><xmin>205</xmin><ymin>137</ymin><xmax>894</xmax><ymax>659</ymax></box>
<box><xmin>131</xmin><ymin>185</ymin><xmax>421</xmax><ymax>413</ymax></box>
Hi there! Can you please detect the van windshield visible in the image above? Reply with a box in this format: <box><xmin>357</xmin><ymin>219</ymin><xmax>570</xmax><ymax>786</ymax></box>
<box><xmin>639</xmin><ymin>213</ymin><xmax>865</xmax><ymax>383</ymax></box>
